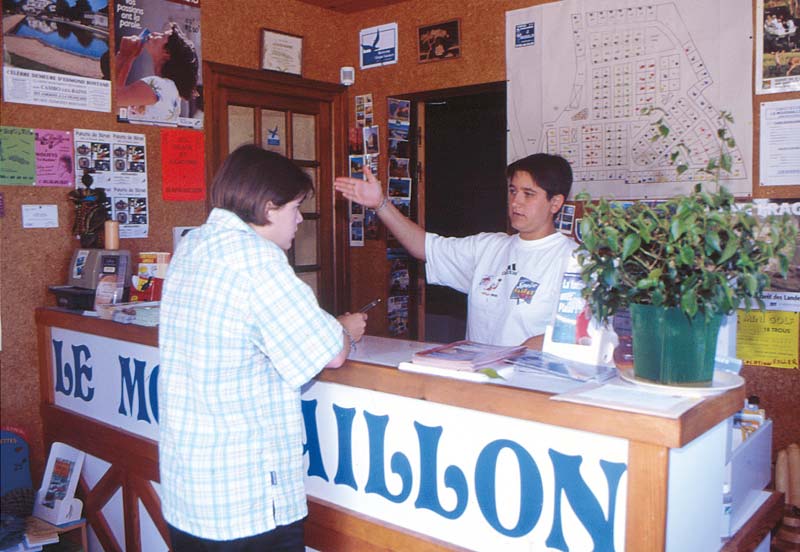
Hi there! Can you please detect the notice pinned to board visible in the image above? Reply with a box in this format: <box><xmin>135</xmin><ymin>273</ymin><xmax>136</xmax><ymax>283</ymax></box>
<box><xmin>736</xmin><ymin>291</ymin><xmax>800</xmax><ymax>369</ymax></box>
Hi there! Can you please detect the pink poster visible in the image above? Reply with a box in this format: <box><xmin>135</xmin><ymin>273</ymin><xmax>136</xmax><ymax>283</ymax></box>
<box><xmin>35</xmin><ymin>129</ymin><xmax>74</xmax><ymax>187</ymax></box>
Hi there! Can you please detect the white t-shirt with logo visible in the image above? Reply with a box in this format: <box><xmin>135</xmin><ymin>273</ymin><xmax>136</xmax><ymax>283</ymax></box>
<box><xmin>425</xmin><ymin>231</ymin><xmax>578</xmax><ymax>346</ymax></box>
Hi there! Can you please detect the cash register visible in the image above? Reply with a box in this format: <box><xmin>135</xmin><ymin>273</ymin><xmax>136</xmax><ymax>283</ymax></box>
<box><xmin>49</xmin><ymin>249</ymin><xmax>131</xmax><ymax>310</ymax></box>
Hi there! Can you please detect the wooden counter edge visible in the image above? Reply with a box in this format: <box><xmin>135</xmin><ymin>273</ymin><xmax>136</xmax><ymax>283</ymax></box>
<box><xmin>35</xmin><ymin>308</ymin><xmax>743</xmax><ymax>449</ymax></box>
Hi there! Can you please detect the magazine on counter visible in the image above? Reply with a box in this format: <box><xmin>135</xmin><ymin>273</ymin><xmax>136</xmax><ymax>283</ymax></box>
<box><xmin>505</xmin><ymin>349</ymin><xmax>617</xmax><ymax>383</ymax></box>
<box><xmin>412</xmin><ymin>340</ymin><xmax>526</xmax><ymax>371</ymax></box>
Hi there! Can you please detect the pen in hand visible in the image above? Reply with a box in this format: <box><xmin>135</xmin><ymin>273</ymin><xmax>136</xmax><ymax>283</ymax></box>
<box><xmin>358</xmin><ymin>298</ymin><xmax>382</xmax><ymax>313</ymax></box>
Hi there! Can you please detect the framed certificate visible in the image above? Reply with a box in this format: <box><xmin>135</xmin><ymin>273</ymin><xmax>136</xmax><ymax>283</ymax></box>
<box><xmin>260</xmin><ymin>28</ymin><xmax>303</xmax><ymax>76</ymax></box>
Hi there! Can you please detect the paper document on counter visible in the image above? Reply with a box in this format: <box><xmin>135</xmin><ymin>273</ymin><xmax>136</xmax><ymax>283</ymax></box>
<box><xmin>551</xmin><ymin>381</ymin><xmax>702</xmax><ymax>418</ymax></box>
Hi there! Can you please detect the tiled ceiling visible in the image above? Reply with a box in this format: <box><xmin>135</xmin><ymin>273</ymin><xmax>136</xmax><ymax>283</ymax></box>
<box><xmin>295</xmin><ymin>0</ymin><xmax>410</xmax><ymax>13</ymax></box>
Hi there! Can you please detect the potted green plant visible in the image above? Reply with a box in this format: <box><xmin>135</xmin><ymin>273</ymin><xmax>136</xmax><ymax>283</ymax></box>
<box><xmin>575</xmin><ymin>111</ymin><xmax>797</xmax><ymax>385</ymax></box>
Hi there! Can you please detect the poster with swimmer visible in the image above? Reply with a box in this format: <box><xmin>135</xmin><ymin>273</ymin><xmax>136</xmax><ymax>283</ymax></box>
<box><xmin>1</xmin><ymin>0</ymin><xmax>111</xmax><ymax>112</ymax></box>
<box><xmin>114</xmin><ymin>0</ymin><xmax>203</xmax><ymax>129</ymax></box>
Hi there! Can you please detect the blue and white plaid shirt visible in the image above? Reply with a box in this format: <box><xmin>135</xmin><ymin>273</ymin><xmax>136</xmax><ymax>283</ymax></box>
<box><xmin>158</xmin><ymin>208</ymin><xmax>342</xmax><ymax>540</ymax></box>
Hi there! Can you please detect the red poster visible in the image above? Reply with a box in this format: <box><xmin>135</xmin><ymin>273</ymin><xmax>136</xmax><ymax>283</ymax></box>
<box><xmin>161</xmin><ymin>129</ymin><xmax>205</xmax><ymax>201</ymax></box>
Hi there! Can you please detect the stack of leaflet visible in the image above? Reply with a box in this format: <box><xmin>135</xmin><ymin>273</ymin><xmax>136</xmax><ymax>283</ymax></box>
<box><xmin>504</xmin><ymin>350</ymin><xmax>617</xmax><ymax>383</ymax></box>
<box><xmin>411</xmin><ymin>340</ymin><xmax>527</xmax><ymax>371</ymax></box>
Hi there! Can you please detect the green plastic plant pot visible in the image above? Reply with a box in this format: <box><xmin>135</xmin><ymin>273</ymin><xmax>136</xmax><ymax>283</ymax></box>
<box><xmin>629</xmin><ymin>303</ymin><xmax>723</xmax><ymax>385</ymax></box>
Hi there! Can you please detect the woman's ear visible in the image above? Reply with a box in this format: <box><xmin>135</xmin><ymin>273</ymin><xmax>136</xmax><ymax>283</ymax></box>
<box><xmin>262</xmin><ymin>201</ymin><xmax>277</xmax><ymax>224</ymax></box>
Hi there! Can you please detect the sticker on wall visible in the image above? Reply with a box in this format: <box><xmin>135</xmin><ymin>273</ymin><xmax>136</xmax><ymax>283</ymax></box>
<box><xmin>360</xmin><ymin>23</ymin><xmax>398</xmax><ymax>69</ymax></box>
<box><xmin>515</xmin><ymin>22</ymin><xmax>535</xmax><ymax>47</ymax></box>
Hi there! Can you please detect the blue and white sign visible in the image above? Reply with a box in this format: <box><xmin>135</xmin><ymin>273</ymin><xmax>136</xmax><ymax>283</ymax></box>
<box><xmin>50</xmin><ymin>328</ymin><xmax>160</xmax><ymax>441</ymax></box>
<box><xmin>302</xmin><ymin>381</ymin><xmax>628</xmax><ymax>551</ymax></box>
<box><xmin>515</xmin><ymin>22</ymin><xmax>535</xmax><ymax>47</ymax></box>
<box><xmin>360</xmin><ymin>23</ymin><xmax>398</xmax><ymax>69</ymax></box>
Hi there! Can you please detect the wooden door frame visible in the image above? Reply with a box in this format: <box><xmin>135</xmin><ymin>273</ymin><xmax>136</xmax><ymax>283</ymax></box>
<box><xmin>204</xmin><ymin>61</ymin><xmax>350</xmax><ymax>313</ymax></box>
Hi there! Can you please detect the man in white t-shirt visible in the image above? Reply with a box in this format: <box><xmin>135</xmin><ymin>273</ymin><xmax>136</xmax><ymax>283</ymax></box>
<box><xmin>335</xmin><ymin>153</ymin><xmax>577</xmax><ymax>348</ymax></box>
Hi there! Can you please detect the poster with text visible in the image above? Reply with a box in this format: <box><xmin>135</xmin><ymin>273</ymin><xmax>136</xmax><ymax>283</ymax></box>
<box><xmin>161</xmin><ymin>129</ymin><xmax>205</xmax><ymax>200</ymax></box>
<box><xmin>74</xmin><ymin>128</ymin><xmax>148</xmax><ymax>238</ymax></box>
<box><xmin>35</xmin><ymin>129</ymin><xmax>74</xmax><ymax>187</ymax></box>
<box><xmin>0</xmin><ymin>126</ymin><xmax>35</xmax><ymax>185</ymax></box>
<box><xmin>114</xmin><ymin>0</ymin><xmax>203</xmax><ymax>128</ymax></box>
<box><xmin>360</xmin><ymin>23</ymin><xmax>398</xmax><ymax>69</ymax></box>
<box><xmin>2</xmin><ymin>0</ymin><xmax>111</xmax><ymax>112</ymax></box>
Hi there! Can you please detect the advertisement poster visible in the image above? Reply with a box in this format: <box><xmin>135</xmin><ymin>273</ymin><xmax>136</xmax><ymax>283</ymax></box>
<box><xmin>756</xmin><ymin>0</ymin><xmax>800</xmax><ymax>94</ymax></box>
<box><xmin>74</xmin><ymin>128</ymin><xmax>148</xmax><ymax>238</ymax></box>
<box><xmin>2</xmin><ymin>0</ymin><xmax>111</xmax><ymax>112</ymax></box>
<box><xmin>359</xmin><ymin>23</ymin><xmax>398</xmax><ymax>69</ymax></box>
<box><xmin>114</xmin><ymin>0</ymin><xmax>203</xmax><ymax>128</ymax></box>
<box><xmin>35</xmin><ymin>129</ymin><xmax>74</xmax><ymax>187</ymax></box>
<box><xmin>0</xmin><ymin>126</ymin><xmax>35</xmax><ymax>185</ymax></box>
<box><xmin>161</xmin><ymin>129</ymin><xmax>205</xmax><ymax>200</ymax></box>
<box><xmin>737</xmin><ymin>291</ymin><xmax>800</xmax><ymax>369</ymax></box>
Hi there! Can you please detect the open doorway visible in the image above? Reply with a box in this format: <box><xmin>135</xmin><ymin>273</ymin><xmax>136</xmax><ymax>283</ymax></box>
<box><xmin>422</xmin><ymin>87</ymin><xmax>507</xmax><ymax>343</ymax></box>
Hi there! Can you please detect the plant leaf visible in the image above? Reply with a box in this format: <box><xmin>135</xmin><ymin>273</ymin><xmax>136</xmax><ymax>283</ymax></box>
<box><xmin>622</xmin><ymin>234</ymin><xmax>641</xmax><ymax>260</ymax></box>
<box><xmin>479</xmin><ymin>368</ymin><xmax>505</xmax><ymax>380</ymax></box>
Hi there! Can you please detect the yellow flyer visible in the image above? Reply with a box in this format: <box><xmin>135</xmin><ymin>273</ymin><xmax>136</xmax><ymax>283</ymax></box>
<box><xmin>736</xmin><ymin>292</ymin><xmax>800</xmax><ymax>369</ymax></box>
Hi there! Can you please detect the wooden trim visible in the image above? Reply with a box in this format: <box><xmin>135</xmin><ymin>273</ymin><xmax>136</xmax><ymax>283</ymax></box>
<box><xmin>316</xmin><ymin>359</ymin><xmax>743</xmax><ymax>449</ymax></box>
<box><xmin>720</xmin><ymin>491</ymin><xmax>784</xmax><ymax>551</ymax></box>
<box><xmin>625</xmin><ymin>441</ymin><xmax>669</xmax><ymax>550</ymax></box>
<box><xmin>307</xmin><ymin>498</ymin><xmax>471</xmax><ymax>552</ymax></box>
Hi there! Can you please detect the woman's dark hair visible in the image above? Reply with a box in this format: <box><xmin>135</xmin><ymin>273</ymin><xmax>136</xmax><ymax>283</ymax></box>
<box><xmin>210</xmin><ymin>145</ymin><xmax>313</xmax><ymax>226</ymax></box>
<box><xmin>505</xmin><ymin>153</ymin><xmax>573</xmax><ymax>200</ymax></box>
<box><xmin>162</xmin><ymin>23</ymin><xmax>198</xmax><ymax>101</ymax></box>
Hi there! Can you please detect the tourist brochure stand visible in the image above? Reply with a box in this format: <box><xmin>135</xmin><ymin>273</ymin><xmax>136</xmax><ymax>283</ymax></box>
<box><xmin>33</xmin><ymin>442</ymin><xmax>84</xmax><ymax>526</ymax></box>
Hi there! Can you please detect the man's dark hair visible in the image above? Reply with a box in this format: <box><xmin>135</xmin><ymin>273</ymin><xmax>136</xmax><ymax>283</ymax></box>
<box><xmin>505</xmin><ymin>153</ymin><xmax>573</xmax><ymax>200</ymax></box>
<box><xmin>210</xmin><ymin>145</ymin><xmax>313</xmax><ymax>226</ymax></box>
<box><xmin>163</xmin><ymin>22</ymin><xmax>198</xmax><ymax>101</ymax></box>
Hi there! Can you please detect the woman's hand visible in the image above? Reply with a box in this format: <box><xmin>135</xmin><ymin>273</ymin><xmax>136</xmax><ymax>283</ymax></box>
<box><xmin>334</xmin><ymin>165</ymin><xmax>384</xmax><ymax>209</ymax></box>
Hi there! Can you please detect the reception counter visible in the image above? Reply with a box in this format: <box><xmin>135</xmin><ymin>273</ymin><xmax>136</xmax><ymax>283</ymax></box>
<box><xmin>36</xmin><ymin>307</ymin><xmax>767</xmax><ymax>551</ymax></box>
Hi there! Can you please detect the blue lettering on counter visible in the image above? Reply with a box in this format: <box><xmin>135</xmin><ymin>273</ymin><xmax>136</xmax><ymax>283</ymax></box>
<box><xmin>118</xmin><ymin>356</ymin><xmax>159</xmax><ymax>423</ymax></box>
<box><xmin>52</xmin><ymin>339</ymin><xmax>94</xmax><ymax>401</ymax></box>
<box><xmin>301</xmin><ymin>398</ymin><xmax>627</xmax><ymax>543</ymax></box>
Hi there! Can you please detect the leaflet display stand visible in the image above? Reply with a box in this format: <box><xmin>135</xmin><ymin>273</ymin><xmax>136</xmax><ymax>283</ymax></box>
<box><xmin>32</xmin><ymin>442</ymin><xmax>85</xmax><ymax>526</ymax></box>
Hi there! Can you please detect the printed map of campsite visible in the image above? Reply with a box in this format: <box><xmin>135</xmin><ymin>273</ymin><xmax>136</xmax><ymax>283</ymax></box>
<box><xmin>507</xmin><ymin>0</ymin><xmax>752</xmax><ymax>198</ymax></box>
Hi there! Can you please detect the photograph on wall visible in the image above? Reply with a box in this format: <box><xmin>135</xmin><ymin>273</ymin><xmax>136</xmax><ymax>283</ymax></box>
<box><xmin>355</xmin><ymin>93</ymin><xmax>373</xmax><ymax>128</ymax></box>
<box><xmin>389</xmin><ymin>157</ymin><xmax>410</xmax><ymax>178</ymax></box>
<box><xmin>388</xmin><ymin>177</ymin><xmax>411</xmax><ymax>199</ymax></box>
<box><xmin>388</xmin><ymin>138</ymin><xmax>409</xmax><ymax>158</ymax></box>
<box><xmin>363</xmin><ymin>125</ymin><xmax>380</xmax><ymax>155</ymax></box>
<box><xmin>554</xmin><ymin>203</ymin><xmax>575</xmax><ymax>235</ymax></box>
<box><xmin>114</xmin><ymin>0</ymin><xmax>203</xmax><ymax>128</ymax></box>
<box><xmin>350</xmin><ymin>215</ymin><xmax>364</xmax><ymax>247</ymax></box>
<box><xmin>359</xmin><ymin>22</ymin><xmax>398</xmax><ymax>69</ymax></box>
<box><xmin>388</xmin><ymin>97</ymin><xmax>410</xmax><ymax>124</ymax></box>
<box><xmin>35</xmin><ymin>129</ymin><xmax>74</xmax><ymax>187</ymax></box>
<box><xmin>418</xmin><ymin>19</ymin><xmax>461</xmax><ymax>63</ymax></box>
<box><xmin>389</xmin><ymin>259</ymin><xmax>409</xmax><ymax>293</ymax></box>
<box><xmin>364</xmin><ymin>208</ymin><xmax>379</xmax><ymax>239</ymax></box>
<box><xmin>74</xmin><ymin>128</ymin><xmax>148</xmax><ymax>238</ymax></box>
<box><xmin>349</xmin><ymin>127</ymin><xmax>364</xmax><ymax>155</ymax></box>
<box><xmin>756</xmin><ymin>0</ymin><xmax>800</xmax><ymax>94</ymax></box>
<box><xmin>390</xmin><ymin>197</ymin><xmax>410</xmax><ymax>217</ymax></box>
<box><xmin>2</xmin><ymin>0</ymin><xmax>111</xmax><ymax>112</ymax></box>
<box><xmin>349</xmin><ymin>155</ymin><xmax>364</xmax><ymax>179</ymax></box>
<box><xmin>0</xmin><ymin>126</ymin><xmax>35</xmax><ymax>185</ymax></box>
<box><xmin>365</xmin><ymin>154</ymin><xmax>379</xmax><ymax>175</ymax></box>
<box><xmin>388</xmin><ymin>121</ymin><xmax>409</xmax><ymax>141</ymax></box>
<box><xmin>387</xmin><ymin>295</ymin><xmax>409</xmax><ymax>336</ymax></box>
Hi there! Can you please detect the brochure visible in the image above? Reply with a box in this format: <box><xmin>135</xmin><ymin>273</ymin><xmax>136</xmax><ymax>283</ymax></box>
<box><xmin>412</xmin><ymin>340</ymin><xmax>526</xmax><ymax>371</ymax></box>
<box><xmin>504</xmin><ymin>350</ymin><xmax>617</xmax><ymax>383</ymax></box>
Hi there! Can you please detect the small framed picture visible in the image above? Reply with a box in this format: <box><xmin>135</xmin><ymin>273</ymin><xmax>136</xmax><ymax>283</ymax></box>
<box><xmin>260</xmin><ymin>28</ymin><xmax>303</xmax><ymax>76</ymax></box>
<box><xmin>418</xmin><ymin>19</ymin><xmax>461</xmax><ymax>63</ymax></box>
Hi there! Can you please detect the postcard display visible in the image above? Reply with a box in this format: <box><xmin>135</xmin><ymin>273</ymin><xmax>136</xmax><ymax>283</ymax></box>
<box><xmin>386</xmin><ymin>98</ymin><xmax>412</xmax><ymax>336</ymax></box>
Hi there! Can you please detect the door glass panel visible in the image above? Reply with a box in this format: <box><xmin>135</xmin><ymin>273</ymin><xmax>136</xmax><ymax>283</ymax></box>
<box><xmin>228</xmin><ymin>105</ymin><xmax>255</xmax><ymax>152</ymax></box>
<box><xmin>297</xmin><ymin>271</ymin><xmax>319</xmax><ymax>296</ymax></box>
<box><xmin>294</xmin><ymin>218</ymin><xmax>318</xmax><ymax>265</ymax></box>
<box><xmin>300</xmin><ymin>167</ymin><xmax>318</xmax><ymax>213</ymax></box>
<box><xmin>292</xmin><ymin>113</ymin><xmax>316</xmax><ymax>160</ymax></box>
<box><xmin>261</xmin><ymin>109</ymin><xmax>286</xmax><ymax>155</ymax></box>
